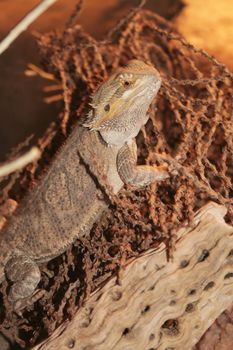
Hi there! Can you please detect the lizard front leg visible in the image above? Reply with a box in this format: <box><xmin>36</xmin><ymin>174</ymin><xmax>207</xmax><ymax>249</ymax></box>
<box><xmin>5</xmin><ymin>252</ymin><xmax>41</xmax><ymax>308</ymax></box>
<box><xmin>117</xmin><ymin>139</ymin><xmax>169</xmax><ymax>187</ymax></box>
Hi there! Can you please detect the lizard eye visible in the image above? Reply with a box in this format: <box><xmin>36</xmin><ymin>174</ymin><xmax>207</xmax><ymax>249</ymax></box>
<box><xmin>118</xmin><ymin>74</ymin><xmax>133</xmax><ymax>88</ymax></box>
<box><xmin>104</xmin><ymin>104</ymin><xmax>110</xmax><ymax>112</ymax></box>
<box><xmin>124</xmin><ymin>81</ymin><xmax>130</xmax><ymax>87</ymax></box>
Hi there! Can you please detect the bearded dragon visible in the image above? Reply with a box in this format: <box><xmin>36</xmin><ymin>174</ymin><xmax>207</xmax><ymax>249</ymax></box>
<box><xmin>0</xmin><ymin>60</ymin><xmax>169</xmax><ymax>309</ymax></box>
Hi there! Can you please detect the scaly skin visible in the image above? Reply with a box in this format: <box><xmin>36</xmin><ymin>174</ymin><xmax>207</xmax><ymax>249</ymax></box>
<box><xmin>0</xmin><ymin>60</ymin><xmax>169</xmax><ymax>308</ymax></box>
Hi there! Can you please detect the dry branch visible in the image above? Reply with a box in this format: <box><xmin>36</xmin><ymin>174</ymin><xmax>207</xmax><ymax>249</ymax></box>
<box><xmin>0</xmin><ymin>0</ymin><xmax>57</xmax><ymax>55</ymax></box>
<box><xmin>33</xmin><ymin>202</ymin><xmax>233</xmax><ymax>350</ymax></box>
<box><xmin>0</xmin><ymin>147</ymin><xmax>40</xmax><ymax>177</ymax></box>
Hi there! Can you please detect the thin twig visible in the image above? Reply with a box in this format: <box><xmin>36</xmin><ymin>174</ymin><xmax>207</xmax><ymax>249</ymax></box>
<box><xmin>65</xmin><ymin>0</ymin><xmax>84</xmax><ymax>29</ymax></box>
<box><xmin>0</xmin><ymin>0</ymin><xmax>58</xmax><ymax>55</ymax></box>
<box><xmin>0</xmin><ymin>147</ymin><xmax>41</xmax><ymax>177</ymax></box>
<box><xmin>43</xmin><ymin>84</ymin><xmax>63</xmax><ymax>92</ymax></box>
<box><xmin>44</xmin><ymin>94</ymin><xmax>63</xmax><ymax>103</ymax></box>
<box><xmin>25</xmin><ymin>63</ymin><xmax>55</xmax><ymax>80</ymax></box>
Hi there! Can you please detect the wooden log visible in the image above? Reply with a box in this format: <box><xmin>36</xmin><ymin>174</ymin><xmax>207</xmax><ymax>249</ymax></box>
<box><xmin>34</xmin><ymin>202</ymin><xmax>233</xmax><ymax>350</ymax></box>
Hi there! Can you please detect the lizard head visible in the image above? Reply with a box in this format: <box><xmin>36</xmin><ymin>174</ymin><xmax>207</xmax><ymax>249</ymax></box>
<box><xmin>83</xmin><ymin>59</ymin><xmax>161</xmax><ymax>131</ymax></box>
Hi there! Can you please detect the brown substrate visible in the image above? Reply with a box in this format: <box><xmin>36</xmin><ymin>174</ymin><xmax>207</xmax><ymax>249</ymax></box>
<box><xmin>0</xmin><ymin>3</ymin><xmax>233</xmax><ymax>349</ymax></box>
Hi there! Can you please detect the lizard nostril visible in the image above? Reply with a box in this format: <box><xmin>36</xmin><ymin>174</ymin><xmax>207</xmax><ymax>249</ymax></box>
<box><xmin>104</xmin><ymin>104</ymin><xmax>110</xmax><ymax>112</ymax></box>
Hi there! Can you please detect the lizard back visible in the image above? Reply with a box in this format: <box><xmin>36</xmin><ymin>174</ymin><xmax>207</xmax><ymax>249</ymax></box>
<box><xmin>0</xmin><ymin>126</ymin><xmax>123</xmax><ymax>279</ymax></box>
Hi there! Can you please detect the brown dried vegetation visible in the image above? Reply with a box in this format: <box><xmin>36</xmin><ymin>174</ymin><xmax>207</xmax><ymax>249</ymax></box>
<box><xmin>1</xmin><ymin>2</ymin><xmax>233</xmax><ymax>348</ymax></box>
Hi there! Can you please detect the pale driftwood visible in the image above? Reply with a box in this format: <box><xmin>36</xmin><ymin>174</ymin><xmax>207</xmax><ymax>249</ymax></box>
<box><xmin>34</xmin><ymin>202</ymin><xmax>233</xmax><ymax>350</ymax></box>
